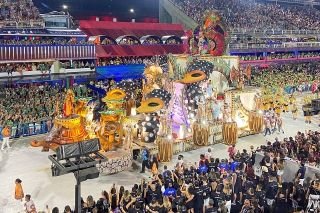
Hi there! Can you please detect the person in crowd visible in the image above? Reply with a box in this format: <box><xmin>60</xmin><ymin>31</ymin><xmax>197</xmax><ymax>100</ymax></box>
<box><xmin>83</xmin><ymin>195</ymin><xmax>96</xmax><ymax>213</ymax></box>
<box><xmin>228</xmin><ymin>145</ymin><xmax>236</xmax><ymax>158</ymax></box>
<box><xmin>24</xmin><ymin>194</ymin><xmax>36</xmax><ymax>213</ymax></box>
<box><xmin>63</xmin><ymin>205</ymin><xmax>73</xmax><ymax>213</ymax></box>
<box><xmin>52</xmin><ymin>207</ymin><xmax>59</xmax><ymax>213</ymax></box>
<box><xmin>150</xmin><ymin>155</ymin><xmax>159</xmax><ymax>176</ymax></box>
<box><xmin>140</xmin><ymin>147</ymin><xmax>150</xmax><ymax>173</ymax></box>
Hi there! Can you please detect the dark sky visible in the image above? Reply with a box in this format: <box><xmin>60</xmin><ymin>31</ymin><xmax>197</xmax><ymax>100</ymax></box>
<box><xmin>34</xmin><ymin>0</ymin><xmax>159</xmax><ymax>21</ymax></box>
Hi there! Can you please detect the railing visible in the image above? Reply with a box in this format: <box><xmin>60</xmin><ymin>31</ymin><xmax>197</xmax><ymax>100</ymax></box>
<box><xmin>229</xmin><ymin>42</ymin><xmax>320</xmax><ymax>49</ymax></box>
<box><xmin>0</xmin><ymin>20</ymin><xmax>45</xmax><ymax>28</ymax></box>
<box><xmin>0</xmin><ymin>44</ymin><xmax>96</xmax><ymax>61</ymax></box>
<box><xmin>6</xmin><ymin>120</ymin><xmax>53</xmax><ymax>139</ymax></box>
<box><xmin>229</xmin><ymin>28</ymin><xmax>320</xmax><ymax>35</ymax></box>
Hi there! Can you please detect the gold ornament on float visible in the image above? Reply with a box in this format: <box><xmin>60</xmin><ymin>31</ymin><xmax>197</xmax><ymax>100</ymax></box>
<box><xmin>222</xmin><ymin>122</ymin><xmax>238</xmax><ymax>145</ymax></box>
<box><xmin>248</xmin><ymin>112</ymin><xmax>264</xmax><ymax>133</ymax></box>
<box><xmin>158</xmin><ymin>137</ymin><xmax>173</xmax><ymax>162</ymax></box>
<box><xmin>179</xmin><ymin>70</ymin><xmax>207</xmax><ymax>84</ymax></box>
<box><xmin>137</xmin><ymin>97</ymin><xmax>164</xmax><ymax>113</ymax></box>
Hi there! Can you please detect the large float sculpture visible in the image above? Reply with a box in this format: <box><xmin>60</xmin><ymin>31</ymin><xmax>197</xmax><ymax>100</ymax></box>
<box><xmin>30</xmin><ymin>90</ymin><xmax>89</xmax><ymax>151</ymax></box>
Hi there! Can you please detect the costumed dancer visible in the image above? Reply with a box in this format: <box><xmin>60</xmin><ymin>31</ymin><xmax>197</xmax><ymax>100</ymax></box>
<box><xmin>14</xmin><ymin>178</ymin><xmax>24</xmax><ymax>201</ymax></box>
<box><xmin>283</xmin><ymin>96</ymin><xmax>289</xmax><ymax>113</ymax></box>
<box><xmin>292</xmin><ymin>103</ymin><xmax>298</xmax><ymax>120</ymax></box>
<box><xmin>277</xmin><ymin>116</ymin><xmax>284</xmax><ymax>134</ymax></box>
<box><xmin>303</xmin><ymin>96</ymin><xmax>312</xmax><ymax>124</ymax></box>
<box><xmin>1</xmin><ymin>125</ymin><xmax>11</xmax><ymax>150</ymax></box>
<box><xmin>289</xmin><ymin>94</ymin><xmax>296</xmax><ymax>110</ymax></box>
<box><xmin>123</xmin><ymin>124</ymin><xmax>133</xmax><ymax>151</ymax></box>
<box><xmin>212</xmin><ymin>100</ymin><xmax>221</xmax><ymax>121</ymax></box>
<box><xmin>264</xmin><ymin>117</ymin><xmax>272</xmax><ymax>136</ymax></box>
<box><xmin>198</xmin><ymin>31</ymin><xmax>206</xmax><ymax>55</ymax></box>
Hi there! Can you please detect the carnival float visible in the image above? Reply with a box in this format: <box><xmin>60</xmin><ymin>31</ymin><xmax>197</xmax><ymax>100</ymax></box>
<box><xmin>30</xmin><ymin>10</ymin><xmax>264</xmax><ymax>175</ymax></box>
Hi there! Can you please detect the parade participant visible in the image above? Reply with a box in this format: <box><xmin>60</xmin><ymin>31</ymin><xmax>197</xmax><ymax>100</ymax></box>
<box><xmin>277</xmin><ymin>116</ymin><xmax>284</xmax><ymax>134</ymax></box>
<box><xmin>292</xmin><ymin>103</ymin><xmax>298</xmax><ymax>120</ymax></box>
<box><xmin>140</xmin><ymin>147</ymin><xmax>150</xmax><ymax>173</ymax></box>
<box><xmin>14</xmin><ymin>178</ymin><xmax>24</xmax><ymax>201</ymax></box>
<box><xmin>228</xmin><ymin>145</ymin><xmax>237</xmax><ymax>159</ymax></box>
<box><xmin>24</xmin><ymin>194</ymin><xmax>37</xmax><ymax>213</ymax></box>
<box><xmin>264</xmin><ymin>117</ymin><xmax>272</xmax><ymax>136</ymax></box>
<box><xmin>1</xmin><ymin>125</ymin><xmax>11</xmax><ymax>150</ymax></box>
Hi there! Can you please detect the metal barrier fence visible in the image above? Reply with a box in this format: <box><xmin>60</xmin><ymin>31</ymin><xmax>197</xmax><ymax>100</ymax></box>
<box><xmin>228</xmin><ymin>42</ymin><xmax>320</xmax><ymax>49</ymax></box>
<box><xmin>230</xmin><ymin>28</ymin><xmax>320</xmax><ymax>35</ymax></box>
<box><xmin>3</xmin><ymin>120</ymin><xmax>53</xmax><ymax>139</ymax></box>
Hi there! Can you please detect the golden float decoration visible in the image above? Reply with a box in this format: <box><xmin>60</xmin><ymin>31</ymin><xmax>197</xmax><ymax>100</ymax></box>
<box><xmin>248</xmin><ymin>112</ymin><xmax>264</xmax><ymax>133</ymax></box>
<box><xmin>158</xmin><ymin>137</ymin><xmax>173</xmax><ymax>162</ymax></box>
<box><xmin>192</xmin><ymin>123</ymin><xmax>209</xmax><ymax>146</ymax></box>
<box><xmin>137</xmin><ymin>97</ymin><xmax>164</xmax><ymax>113</ymax></box>
<box><xmin>222</xmin><ymin>122</ymin><xmax>238</xmax><ymax>145</ymax></box>
<box><xmin>179</xmin><ymin>70</ymin><xmax>207</xmax><ymax>84</ymax></box>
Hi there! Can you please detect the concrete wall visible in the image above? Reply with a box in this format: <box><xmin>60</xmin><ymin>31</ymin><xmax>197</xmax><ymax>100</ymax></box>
<box><xmin>159</xmin><ymin>0</ymin><xmax>198</xmax><ymax>30</ymax></box>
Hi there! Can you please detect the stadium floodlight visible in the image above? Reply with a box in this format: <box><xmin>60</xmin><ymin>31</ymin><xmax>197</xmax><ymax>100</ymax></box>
<box><xmin>62</xmin><ymin>4</ymin><xmax>68</xmax><ymax>10</ymax></box>
<box><xmin>49</xmin><ymin>138</ymin><xmax>107</xmax><ymax>213</ymax></box>
<box><xmin>129</xmin><ymin>8</ymin><xmax>135</xmax><ymax>13</ymax></box>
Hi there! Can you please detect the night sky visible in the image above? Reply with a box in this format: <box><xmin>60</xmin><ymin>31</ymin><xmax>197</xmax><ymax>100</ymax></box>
<box><xmin>33</xmin><ymin>0</ymin><xmax>159</xmax><ymax>21</ymax></box>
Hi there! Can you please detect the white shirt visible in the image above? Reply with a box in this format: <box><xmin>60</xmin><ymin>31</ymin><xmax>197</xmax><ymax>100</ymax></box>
<box><xmin>24</xmin><ymin>200</ymin><xmax>35</xmax><ymax>212</ymax></box>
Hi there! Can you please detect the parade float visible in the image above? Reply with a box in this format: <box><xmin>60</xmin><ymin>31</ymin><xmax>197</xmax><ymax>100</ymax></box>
<box><xmin>30</xmin><ymin>10</ymin><xmax>263</xmax><ymax>175</ymax></box>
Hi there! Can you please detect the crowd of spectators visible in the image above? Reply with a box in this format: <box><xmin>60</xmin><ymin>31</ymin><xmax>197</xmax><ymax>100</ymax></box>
<box><xmin>0</xmin><ymin>84</ymin><xmax>63</xmax><ymax>137</ymax></box>
<box><xmin>22</xmin><ymin>129</ymin><xmax>320</xmax><ymax>212</ymax></box>
<box><xmin>0</xmin><ymin>83</ymin><xmax>90</xmax><ymax>137</ymax></box>
<box><xmin>0</xmin><ymin>37</ymin><xmax>183</xmax><ymax>46</ymax></box>
<box><xmin>60</xmin><ymin>60</ymin><xmax>95</xmax><ymax>70</ymax></box>
<box><xmin>239</xmin><ymin>51</ymin><xmax>320</xmax><ymax>61</ymax></box>
<box><xmin>0</xmin><ymin>38</ymin><xmax>89</xmax><ymax>46</ymax></box>
<box><xmin>251</xmin><ymin>62</ymin><xmax>320</xmax><ymax>94</ymax></box>
<box><xmin>0</xmin><ymin>0</ymin><xmax>44</xmax><ymax>27</ymax></box>
<box><xmin>98</xmin><ymin>56</ymin><xmax>168</xmax><ymax>67</ymax></box>
<box><xmin>0</xmin><ymin>60</ymin><xmax>96</xmax><ymax>75</ymax></box>
<box><xmin>118</xmin><ymin>37</ymin><xmax>140</xmax><ymax>45</ymax></box>
<box><xmin>143</xmin><ymin>37</ymin><xmax>162</xmax><ymax>45</ymax></box>
<box><xmin>171</xmin><ymin>0</ymin><xmax>320</xmax><ymax>30</ymax></box>
<box><xmin>0</xmin><ymin>62</ymin><xmax>52</xmax><ymax>75</ymax></box>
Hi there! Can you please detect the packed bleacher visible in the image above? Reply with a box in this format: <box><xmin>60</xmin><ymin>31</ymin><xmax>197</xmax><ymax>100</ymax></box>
<box><xmin>0</xmin><ymin>38</ymin><xmax>89</xmax><ymax>45</ymax></box>
<box><xmin>171</xmin><ymin>0</ymin><xmax>320</xmax><ymax>31</ymax></box>
<box><xmin>98</xmin><ymin>56</ymin><xmax>168</xmax><ymax>66</ymax></box>
<box><xmin>251</xmin><ymin>62</ymin><xmax>320</xmax><ymax>94</ymax></box>
<box><xmin>0</xmin><ymin>83</ymin><xmax>91</xmax><ymax>138</ymax></box>
<box><xmin>0</xmin><ymin>0</ymin><xmax>44</xmax><ymax>27</ymax></box>
<box><xmin>0</xmin><ymin>62</ymin><xmax>52</xmax><ymax>74</ymax></box>
<box><xmin>22</xmin><ymin>130</ymin><xmax>320</xmax><ymax>212</ymax></box>
<box><xmin>0</xmin><ymin>84</ymin><xmax>63</xmax><ymax>137</ymax></box>
<box><xmin>239</xmin><ymin>51</ymin><xmax>320</xmax><ymax>61</ymax></box>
